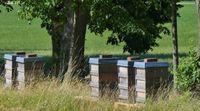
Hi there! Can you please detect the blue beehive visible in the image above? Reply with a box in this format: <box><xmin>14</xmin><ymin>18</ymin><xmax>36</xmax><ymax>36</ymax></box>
<box><xmin>117</xmin><ymin>60</ymin><xmax>136</xmax><ymax>103</ymax></box>
<box><xmin>16</xmin><ymin>54</ymin><xmax>44</xmax><ymax>89</ymax></box>
<box><xmin>117</xmin><ymin>58</ymin><xmax>142</xmax><ymax>103</ymax></box>
<box><xmin>4</xmin><ymin>52</ymin><xmax>26</xmax><ymax>88</ymax></box>
<box><xmin>134</xmin><ymin>60</ymin><xmax>169</xmax><ymax>103</ymax></box>
<box><xmin>89</xmin><ymin>56</ymin><xmax>118</xmax><ymax>98</ymax></box>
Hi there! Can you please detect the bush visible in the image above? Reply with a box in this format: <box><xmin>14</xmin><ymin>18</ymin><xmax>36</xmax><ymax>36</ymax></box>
<box><xmin>175</xmin><ymin>50</ymin><xmax>200</xmax><ymax>92</ymax></box>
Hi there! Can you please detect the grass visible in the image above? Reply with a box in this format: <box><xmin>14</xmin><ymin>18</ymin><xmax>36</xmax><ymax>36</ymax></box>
<box><xmin>0</xmin><ymin>80</ymin><xmax>199</xmax><ymax>111</ymax></box>
<box><xmin>0</xmin><ymin>6</ymin><xmax>51</xmax><ymax>51</ymax></box>
<box><xmin>0</xmin><ymin>3</ymin><xmax>198</xmax><ymax>61</ymax></box>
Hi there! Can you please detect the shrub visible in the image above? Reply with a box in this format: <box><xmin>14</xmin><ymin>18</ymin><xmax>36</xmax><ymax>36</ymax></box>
<box><xmin>175</xmin><ymin>50</ymin><xmax>200</xmax><ymax>92</ymax></box>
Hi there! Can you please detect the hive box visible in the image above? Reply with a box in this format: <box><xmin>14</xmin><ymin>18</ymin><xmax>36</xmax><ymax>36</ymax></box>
<box><xmin>117</xmin><ymin>60</ymin><xmax>138</xmax><ymax>103</ymax></box>
<box><xmin>89</xmin><ymin>57</ymin><xmax>118</xmax><ymax>98</ymax></box>
<box><xmin>134</xmin><ymin>61</ymin><xmax>169</xmax><ymax>103</ymax></box>
<box><xmin>16</xmin><ymin>55</ymin><xmax>44</xmax><ymax>89</ymax></box>
<box><xmin>4</xmin><ymin>53</ymin><xmax>26</xmax><ymax>88</ymax></box>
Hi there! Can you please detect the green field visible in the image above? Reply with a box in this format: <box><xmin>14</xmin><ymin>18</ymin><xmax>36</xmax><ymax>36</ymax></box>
<box><xmin>0</xmin><ymin>3</ymin><xmax>198</xmax><ymax>61</ymax></box>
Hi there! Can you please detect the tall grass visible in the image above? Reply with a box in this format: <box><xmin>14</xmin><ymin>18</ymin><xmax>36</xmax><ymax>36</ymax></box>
<box><xmin>0</xmin><ymin>79</ymin><xmax>199</xmax><ymax>111</ymax></box>
<box><xmin>0</xmin><ymin>79</ymin><xmax>114</xmax><ymax>111</ymax></box>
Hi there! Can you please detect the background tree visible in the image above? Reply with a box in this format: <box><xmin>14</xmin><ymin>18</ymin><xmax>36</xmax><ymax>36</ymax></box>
<box><xmin>172</xmin><ymin>0</ymin><xmax>179</xmax><ymax>89</ymax></box>
<box><xmin>89</xmin><ymin>0</ymin><xmax>172</xmax><ymax>54</ymax></box>
<box><xmin>17</xmin><ymin>0</ymin><xmax>173</xmax><ymax>79</ymax></box>
<box><xmin>17</xmin><ymin>0</ymin><xmax>90</xmax><ymax>79</ymax></box>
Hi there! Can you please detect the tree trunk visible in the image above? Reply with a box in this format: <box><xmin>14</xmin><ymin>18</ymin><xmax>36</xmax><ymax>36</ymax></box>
<box><xmin>67</xmin><ymin>0</ymin><xmax>89</xmax><ymax>79</ymax></box>
<box><xmin>196</xmin><ymin>0</ymin><xmax>200</xmax><ymax>56</ymax></box>
<box><xmin>59</xmin><ymin>0</ymin><xmax>89</xmax><ymax>80</ymax></box>
<box><xmin>172</xmin><ymin>0</ymin><xmax>179</xmax><ymax>89</ymax></box>
<box><xmin>51</xmin><ymin>29</ymin><xmax>62</xmax><ymax>77</ymax></box>
<box><xmin>59</xmin><ymin>0</ymin><xmax>75</xmax><ymax>81</ymax></box>
<box><xmin>172</xmin><ymin>0</ymin><xmax>179</xmax><ymax>71</ymax></box>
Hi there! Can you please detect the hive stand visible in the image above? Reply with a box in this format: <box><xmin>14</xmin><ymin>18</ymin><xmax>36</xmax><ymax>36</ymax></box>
<box><xmin>16</xmin><ymin>55</ymin><xmax>44</xmax><ymax>89</ymax></box>
<box><xmin>134</xmin><ymin>60</ymin><xmax>169</xmax><ymax>103</ymax></box>
<box><xmin>89</xmin><ymin>56</ymin><xmax>118</xmax><ymax>98</ymax></box>
<box><xmin>4</xmin><ymin>52</ymin><xmax>26</xmax><ymax>88</ymax></box>
<box><xmin>117</xmin><ymin>59</ymin><xmax>141</xmax><ymax>103</ymax></box>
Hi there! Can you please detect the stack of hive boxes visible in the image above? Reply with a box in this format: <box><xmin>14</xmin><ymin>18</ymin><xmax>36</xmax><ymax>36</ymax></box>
<box><xmin>117</xmin><ymin>57</ymin><xmax>140</xmax><ymax>103</ymax></box>
<box><xmin>16</xmin><ymin>54</ymin><xmax>44</xmax><ymax>89</ymax></box>
<box><xmin>4</xmin><ymin>52</ymin><xmax>26</xmax><ymax>88</ymax></box>
<box><xmin>89</xmin><ymin>55</ymin><xmax>118</xmax><ymax>98</ymax></box>
<box><xmin>134</xmin><ymin>59</ymin><xmax>169</xmax><ymax>103</ymax></box>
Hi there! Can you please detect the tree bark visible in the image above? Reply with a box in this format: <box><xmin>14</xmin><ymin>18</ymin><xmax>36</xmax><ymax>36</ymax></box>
<box><xmin>196</xmin><ymin>0</ymin><xmax>200</xmax><ymax>56</ymax></box>
<box><xmin>172</xmin><ymin>0</ymin><xmax>179</xmax><ymax>89</ymax></box>
<box><xmin>58</xmin><ymin>0</ymin><xmax>89</xmax><ymax>80</ymax></box>
<box><xmin>51</xmin><ymin>27</ymin><xmax>62</xmax><ymax>77</ymax></box>
<box><xmin>66</xmin><ymin>0</ymin><xmax>89</xmax><ymax>79</ymax></box>
<box><xmin>172</xmin><ymin>0</ymin><xmax>179</xmax><ymax>72</ymax></box>
<box><xmin>59</xmin><ymin>0</ymin><xmax>75</xmax><ymax>81</ymax></box>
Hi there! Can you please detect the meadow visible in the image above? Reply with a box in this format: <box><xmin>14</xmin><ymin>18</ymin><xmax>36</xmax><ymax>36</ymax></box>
<box><xmin>0</xmin><ymin>80</ymin><xmax>199</xmax><ymax>111</ymax></box>
<box><xmin>0</xmin><ymin>2</ymin><xmax>200</xmax><ymax>111</ymax></box>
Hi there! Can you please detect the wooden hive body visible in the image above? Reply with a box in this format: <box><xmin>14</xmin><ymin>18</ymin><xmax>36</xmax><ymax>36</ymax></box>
<box><xmin>117</xmin><ymin>60</ymin><xmax>138</xmax><ymax>103</ymax></box>
<box><xmin>134</xmin><ymin>62</ymin><xmax>169</xmax><ymax>103</ymax></box>
<box><xmin>89</xmin><ymin>58</ymin><xmax>118</xmax><ymax>98</ymax></box>
<box><xmin>4</xmin><ymin>53</ymin><xmax>25</xmax><ymax>88</ymax></box>
<box><xmin>16</xmin><ymin>56</ymin><xmax>44</xmax><ymax>89</ymax></box>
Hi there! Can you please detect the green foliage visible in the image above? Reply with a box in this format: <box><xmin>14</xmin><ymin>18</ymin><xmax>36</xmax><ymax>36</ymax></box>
<box><xmin>0</xmin><ymin>0</ymin><xmax>13</xmax><ymax>12</ymax></box>
<box><xmin>176</xmin><ymin>50</ymin><xmax>200</xmax><ymax>92</ymax></box>
<box><xmin>89</xmin><ymin>0</ymin><xmax>173</xmax><ymax>54</ymax></box>
<box><xmin>16</xmin><ymin>0</ymin><xmax>67</xmax><ymax>35</ymax></box>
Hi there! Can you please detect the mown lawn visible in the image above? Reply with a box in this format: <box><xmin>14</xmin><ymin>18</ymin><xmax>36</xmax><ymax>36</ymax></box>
<box><xmin>0</xmin><ymin>3</ymin><xmax>197</xmax><ymax>61</ymax></box>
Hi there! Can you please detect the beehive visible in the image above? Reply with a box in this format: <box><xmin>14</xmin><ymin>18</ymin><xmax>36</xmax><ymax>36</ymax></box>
<box><xmin>4</xmin><ymin>52</ymin><xmax>26</xmax><ymax>88</ymax></box>
<box><xmin>134</xmin><ymin>60</ymin><xmax>169</xmax><ymax>103</ymax></box>
<box><xmin>89</xmin><ymin>56</ymin><xmax>118</xmax><ymax>98</ymax></box>
<box><xmin>16</xmin><ymin>55</ymin><xmax>44</xmax><ymax>89</ymax></box>
<box><xmin>117</xmin><ymin>60</ymin><xmax>136</xmax><ymax>103</ymax></box>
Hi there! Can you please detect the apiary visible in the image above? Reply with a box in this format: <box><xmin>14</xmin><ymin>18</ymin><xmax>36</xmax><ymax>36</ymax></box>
<box><xmin>89</xmin><ymin>55</ymin><xmax>118</xmax><ymax>98</ymax></box>
<box><xmin>16</xmin><ymin>54</ymin><xmax>44</xmax><ymax>89</ymax></box>
<box><xmin>4</xmin><ymin>52</ymin><xmax>26</xmax><ymax>88</ymax></box>
<box><xmin>134</xmin><ymin>59</ymin><xmax>169</xmax><ymax>103</ymax></box>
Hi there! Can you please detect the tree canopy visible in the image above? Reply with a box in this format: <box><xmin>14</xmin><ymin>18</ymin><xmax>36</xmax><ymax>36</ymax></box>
<box><xmin>17</xmin><ymin>0</ymin><xmax>172</xmax><ymax>55</ymax></box>
<box><xmin>0</xmin><ymin>0</ymin><xmax>13</xmax><ymax>12</ymax></box>
<box><xmin>17</xmin><ymin>0</ymin><xmax>67</xmax><ymax>35</ymax></box>
<box><xmin>89</xmin><ymin>0</ymin><xmax>172</xmax><ymax>54</ymax></box>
